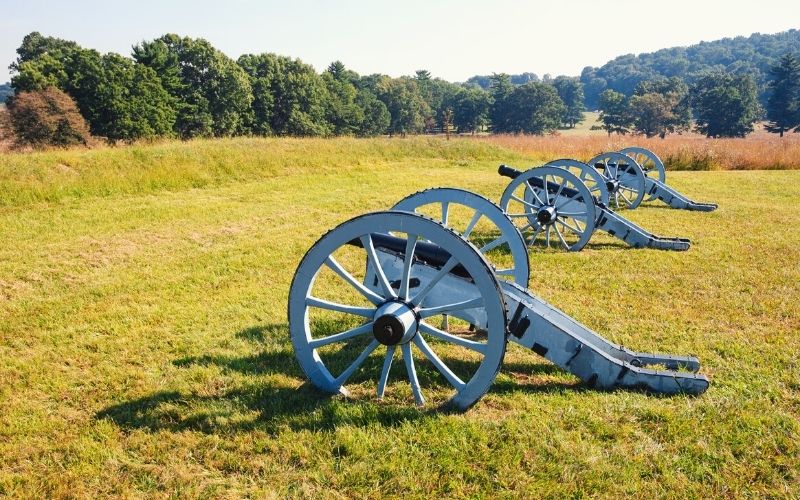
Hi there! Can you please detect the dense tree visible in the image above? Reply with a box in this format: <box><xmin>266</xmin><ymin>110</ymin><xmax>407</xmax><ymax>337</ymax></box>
<box><xmin>692</xmin><ymin>72</ymin><xmax>762</xmax><ymax>137</ymax></box>
<box><xmin>465</xmin><ymin>72</ymin><xmax>538</xmax><ymax>89</ymax></box>
<box><xmin>355</xmin><ymin>89</ymin><xmax>390</xmax><ymax>136</ymax></box>
<box><xmin>597</xmin><ymin>89</ymin><xmax>631</xmax><ymax>136</ymax></box>
<box><xmin>238</xmin><ymin>53</ymin><xmax>329</xmax><ymax>136</ymax></box>
<box><xmin>628</xmin><ymin>93</ymin><xmax>676</xmax><ymax>138</ymax></box>
<box><xmin>6</xmin><ymin>87</ymin><xmax>91</xmax><ymax>148</ymax></box>
<box><xmin>628</xmin><ymin>77</ymin><xmax>691</xmax><ymax>138</ymax></box>
<box><xmin>503</xmin><ymin>82</ymin><xmax>565</xmax><ymax>134</ymax></box>
<box><xmin>134</xmin><ymin>35</ymin><xmax>252</xmax><ymax>138</ymax></box>
<box><xmin>489</xmin><ymin>73</ymin><xmax>514</xmax><ymax>133</ymax></box>
<box><xmin>322</xmin><ymin>63</ymin><xmax>364</xmax><ymax>135</ymax></box>
<box><xmin>765</xmin><ymin>53</ymin><xmax>800</xmax><ymax>136</ymax></box>
<box><xmin>375</xmin><ymin>77</ymin><xmax>429</xmax><ymax>136</ymax></box>
<box><xmin>580</xmin><ymin>29</ymin><xmax>800</xmax><ymax>107</ymax></box>
<box><xmin>12</xmin><ymin>32</ymin><xmax>176</xmax><ymax>142</ymax></box>
<box><xmin>552</xmin><ymin>76</ymin><xmax>586</xmax><ymax>128</ymax></box>
<box><xmin>452</xmin><ymin>87</ymin><xmax>490</xmax><ymax>133</ymax></box>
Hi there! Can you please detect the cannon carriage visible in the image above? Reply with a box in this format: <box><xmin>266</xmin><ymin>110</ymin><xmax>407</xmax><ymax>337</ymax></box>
<box><xmin>289</xmin><ymin>210</ymin><xmax>709</xmax><ymax>410</ymax></box>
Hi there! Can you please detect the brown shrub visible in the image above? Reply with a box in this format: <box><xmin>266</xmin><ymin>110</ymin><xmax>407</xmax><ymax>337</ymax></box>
<box><xmin>7</xmin><ymin>87</ymin><xmax>92</xmax><ymax>149</ymax></box>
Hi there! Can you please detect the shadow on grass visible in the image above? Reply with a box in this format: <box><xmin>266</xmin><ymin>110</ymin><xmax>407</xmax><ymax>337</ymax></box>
<box><xmin>97</xmin><ymin>323</ymin><xmax>436</xmax><ymax>434</ymax></box>
<box><xmin>96</xmin><ymin>323</ymin><xmax>684</xmax><ymax>434</ymax></box>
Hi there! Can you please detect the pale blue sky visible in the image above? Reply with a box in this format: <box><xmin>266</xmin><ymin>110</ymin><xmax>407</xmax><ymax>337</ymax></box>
<box><xmin>1</xmin><ymin>0</ymin><xmax>798</xmax><ymax>84</ymax></box>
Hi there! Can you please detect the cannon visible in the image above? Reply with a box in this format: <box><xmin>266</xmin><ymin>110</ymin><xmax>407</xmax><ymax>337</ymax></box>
<box><xmin>547</xmin><ymin>148</ymin><xmax>718</xmax><ymax>211</ymax></box>
<box><xmin>288</xmin><ymin>210</ymin><xmax>709</xmax><ymax>410</ymax></box>
<box><xmin>498</xmin><ymin>165</ymin><xmax>691</xmax><ymax>251</ymax></box>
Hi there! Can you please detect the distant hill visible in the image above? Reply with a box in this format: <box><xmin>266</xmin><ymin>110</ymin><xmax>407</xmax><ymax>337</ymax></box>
<box><xmin>465</xmin><ymin>30</ymin><xmax>800</xmax><ymax>108</ymax></box>
<box><xmin>581</xmin><ymin>29</ymin><xmax>800</xmax><ymax>108</ymax></box>
<box><xmin>0</xmin><ymin>83</ymin><xmax>12</xmax><ymax>103</ymax></box>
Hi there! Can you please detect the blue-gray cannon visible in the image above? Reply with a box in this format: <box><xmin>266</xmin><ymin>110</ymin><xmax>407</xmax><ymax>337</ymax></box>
<box><xmin>497</xmin><ymin>164</ymin><xmax>691</xmax><ymax>251</ymax></box>
<box><xmin>544</xmin><ymin>147</ymin><xmax>718</xmax><ymax>211</ymax></box>
<box><xmin>288</xmin><ymin>210</ymin><xmax>709</xmax><ymax>410</ymax></box>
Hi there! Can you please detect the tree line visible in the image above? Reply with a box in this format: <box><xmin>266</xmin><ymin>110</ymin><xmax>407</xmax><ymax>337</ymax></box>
<box><xmin>579</xmin><ymin>29</ymin><xmax>800</xmax><ymax>109</ymax></box>
<box><xmin>2</xmin><ymin>31</ymin><xmax>799</xmax><ymax>149</ymax></box>
<box><xmin>596</xmin><ymin>54</ymin><xmax>800</xmax><ymax>138</ymax></box>
<box><xmin>2</xmin><ymin>32</ymin><xmax>586</xmax><ymax>147</ymax></box>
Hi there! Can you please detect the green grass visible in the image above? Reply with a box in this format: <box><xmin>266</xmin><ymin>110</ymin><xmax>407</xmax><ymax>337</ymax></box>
<box><xmin>0</xmin><ymin>137</ymin><xmax>798</xmax><ymax>497</ymax></box>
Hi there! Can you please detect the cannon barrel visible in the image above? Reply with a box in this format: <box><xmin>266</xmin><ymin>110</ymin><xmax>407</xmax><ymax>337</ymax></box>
<box><xmin>348</xmin><ymin>233</ymin><xmax>471</xmax><ymax>279</ymax></box>
<box><xmin>498</xmin><ymin>164</ymin><xmax>523</xmax><ymax>180</ymax></box>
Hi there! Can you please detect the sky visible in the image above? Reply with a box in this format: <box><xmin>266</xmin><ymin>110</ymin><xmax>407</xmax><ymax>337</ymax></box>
<box><xmin>1</xmin><ymin>0</ymin><xmax>798</xmax><ymax>84</ymax></box>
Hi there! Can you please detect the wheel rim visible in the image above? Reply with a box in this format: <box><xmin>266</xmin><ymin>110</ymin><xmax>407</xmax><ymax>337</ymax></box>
<box><xmin>393</xmin><ymin>187</ymin><xmax>530</xmax><ymax>287</ymax></box>
<box><xmin>545</xmin><ymin>158</ymin><xmax>610</xmax><ymax>205</ymax></box>
<box><xmin>288</xmin><ymin>211</ymin><xmax>507</xmax><ymax>410</ymax></box>
<box><xmin>586</xmin><ymin>152</ymin><xmax>646</xmax><ymax>209</ymax></box>
<box><xmin>499</xmin><ymin>166</ymin><xmax>596</xmax><ymax>252</ymax></box>
<box><xmin>619</xmin><ymin>147</ymin><xmax>666</xmax><ymax>202</ymax></box>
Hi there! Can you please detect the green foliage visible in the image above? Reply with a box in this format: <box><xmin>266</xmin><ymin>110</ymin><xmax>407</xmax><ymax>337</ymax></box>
<box><xmin>580</xmin><ymin>29</ymin><xmax>800</xmax><ymax>108</ymax></box>
<box><xmin>489</xmin><ymin>73</ymin><xmax>514</xmax><ymax>133</ymax></box>
<box><xmin>765</xmin><ymin>53</ymin><xmax>800</xmax><ymax>136</ymax></box>
<box><xmin>597</xmin><ymin>90</ymin><xmax>631</xmax><ymax>136</ymax></box>
<box><xmin>238</xmin><ymin>53</ymin><xmax>329</xmax><ymax>137</ymax></box>
<box><xmin>12</xmin><ymin>32</ymin><xmax>177</xmax><ymax>142</ymax></box>
<box><xmin>354</xmin><ymin>89</ymin><xmax>390</xmax><ymax>137</ymax></box>
<box><xmin>628</xmin><ymin>77</ymin><xmax>691</xmax><ymax>138</ymax></box>
<box><xmin>323</xmin><ymin>65</ymin><xmax>364</xmax><ymax>136</ymax></box>
<box><xmin>503</xmin><ymin>82</ymin><xmax>566</xmax><ymax>134</ymax></box>
<box><xmin>692</xmin><ymin>73</ymin><xmax>762</xmax><ymax>138</ymax></box>
<box><xmin>552</xmin><ymin>76</ymin><xmax>586</xmax><ymax>128</ymax></box>
<box><xmin>135</xmin><ymin>35</ymin><xmax>252</xmax><ymax>138</ymax></box>
<box><xmin>6</xmin><ymin>87</ymin><xmax>91</xmax><ymax>148</ymax></box>
<box><xmin>375</xmin><ymin>77</ymin><xmax>429</xmax><ymax>136</ymax></box>
<box><xmin>490</xmin><ymin>76</ymin><xmax>565</xmax><ymax>134</ymax></box>
<box><xmin>452</xmin><ymin>87</ymin><xmax>490</xmax><ymax>133</ymax></box>
<box><xmin>465</xmin><ymin>72</ymin><xmax>539</xmax><ymax>89</ymax></box>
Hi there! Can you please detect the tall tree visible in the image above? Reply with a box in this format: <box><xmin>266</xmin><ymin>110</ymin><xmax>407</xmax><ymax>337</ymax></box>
<box><xmin>597</xmin><ymin>89</ymin><xmax>631</xmax><ymax>136</ymax></box>
<box><xmin>238</xmin><ymin>53</ymin><xmax>329</xmax><ymax>136</ymax></box>
<box><xmin>765</xmin><ymin>53</ymin><xmax>800</xmax><ymax>137</ymax></box>
<box><xmin>355</xmin><ymin>89</ymin><xmax>390</xmax><ymax>136</ymax></box>
<box><xmin>134</xmin><ymin>35</ymin><xmax>252</xmax><ymax>138</ymax></box>
<box><xmin>452</xmin><ymin>87</ymin><xmax>490</xmax><ymax>134</ymax></box>
<box><xmin>552</xmin><ymin>76</ymin><xmax>586</xmax><ymax>128</ymax></box>
<box><xmin>322</xmin><ymin>62</ymin><xmax>364</xmax><ymax>135</ymax></box>
<box><xmin>504</xmin><ymin>82</ymin><xmax>566</xmax><ymax>134</ymax></box>
<box><xmin>628</xmin><ymin>77</ymin><xmax>691</xmax><ymax>138</ymax></box>
<box><xmin>12</xmin><ymin>32</ymin><xmax>176</xmax><ymax>142</ymax></box>
<box><xmin>375</xmin><ymin>77</ymin><xmax>429</xmax><ymax>136</ymax></box>
<box><xmin>628</xmin><ymin>93</ymin><xmax>675</xmax><ymax>138</ymax></box>
<box><xmin>489</xmin><ymin>73</ymin><xmax>514</xmax><ymax>133</ymax></box>
<box><xmin>692</xmin><ymin>72</ymin><xmax>762</xmax><ymax>138</ymax></box>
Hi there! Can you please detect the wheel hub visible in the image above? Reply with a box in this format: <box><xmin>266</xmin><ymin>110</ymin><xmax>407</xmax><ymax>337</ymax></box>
<box><xmin>605</xmin><ymin>179</ymin><xmax>620</xmax><ymax>193</ymax></box>
<box><xmin>536</xmin><ymin>206</ymin><xmax>557</xmax><ymax>225</ymax></box>
<box><xmin>372</xmin><ymin>301</ymin><xmax>418</xmax><ymax>345</ymax></box>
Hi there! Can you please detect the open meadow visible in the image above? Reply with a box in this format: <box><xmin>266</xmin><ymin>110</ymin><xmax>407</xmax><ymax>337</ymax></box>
<box><xmin>1</xmin><ymin>136</ymin><xmax>799</xmax><ymax>496</ymax></box>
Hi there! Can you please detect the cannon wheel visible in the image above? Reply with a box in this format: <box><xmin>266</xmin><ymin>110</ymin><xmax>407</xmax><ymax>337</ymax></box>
<box><xmin>545</xmin><ymin>158</ymin><xmax>610</xmax><ymax>205</ymax></box>
<box><xmin>499</xmin><ymin>166</ymin><xmax>597</xmax><ymax>252</ymax></box>
<box><xmin>288</xmin><ymin>211</ymin><xmax>508</xmax><ymax>410</ymax></box>
<box><xmin>619</xmin><ymin>147</ymin><xmax>666</xmax><ymax>202</ymax></box>
<box><xmin>393</xmin><ymin>187</ymin><xmax>530</xmax><ymax>287</ymax></box>
<box><xmin>586</xmin><ymin>152</ymin><xmax>646</xmax><ymax>209</ymax></box>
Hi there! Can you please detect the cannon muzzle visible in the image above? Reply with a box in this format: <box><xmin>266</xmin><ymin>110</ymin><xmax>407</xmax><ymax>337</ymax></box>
<box><xmin>498</xmin><ymin>164</ymin><xmax>523</xmax><ymax>179</ymax></box>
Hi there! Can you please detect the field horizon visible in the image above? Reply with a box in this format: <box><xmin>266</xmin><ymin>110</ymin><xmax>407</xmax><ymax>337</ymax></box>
<box><xmin>1</xmin><ymin>136</ymin><xmax>798</xmax><ymax>496</ymax></box>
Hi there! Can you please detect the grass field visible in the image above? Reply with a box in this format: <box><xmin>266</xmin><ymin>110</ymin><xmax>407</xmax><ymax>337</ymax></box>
<box><xmin>1</xmin><ymin>137</ymin><xmax>799</xmax><ymax>497</ymax></box>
